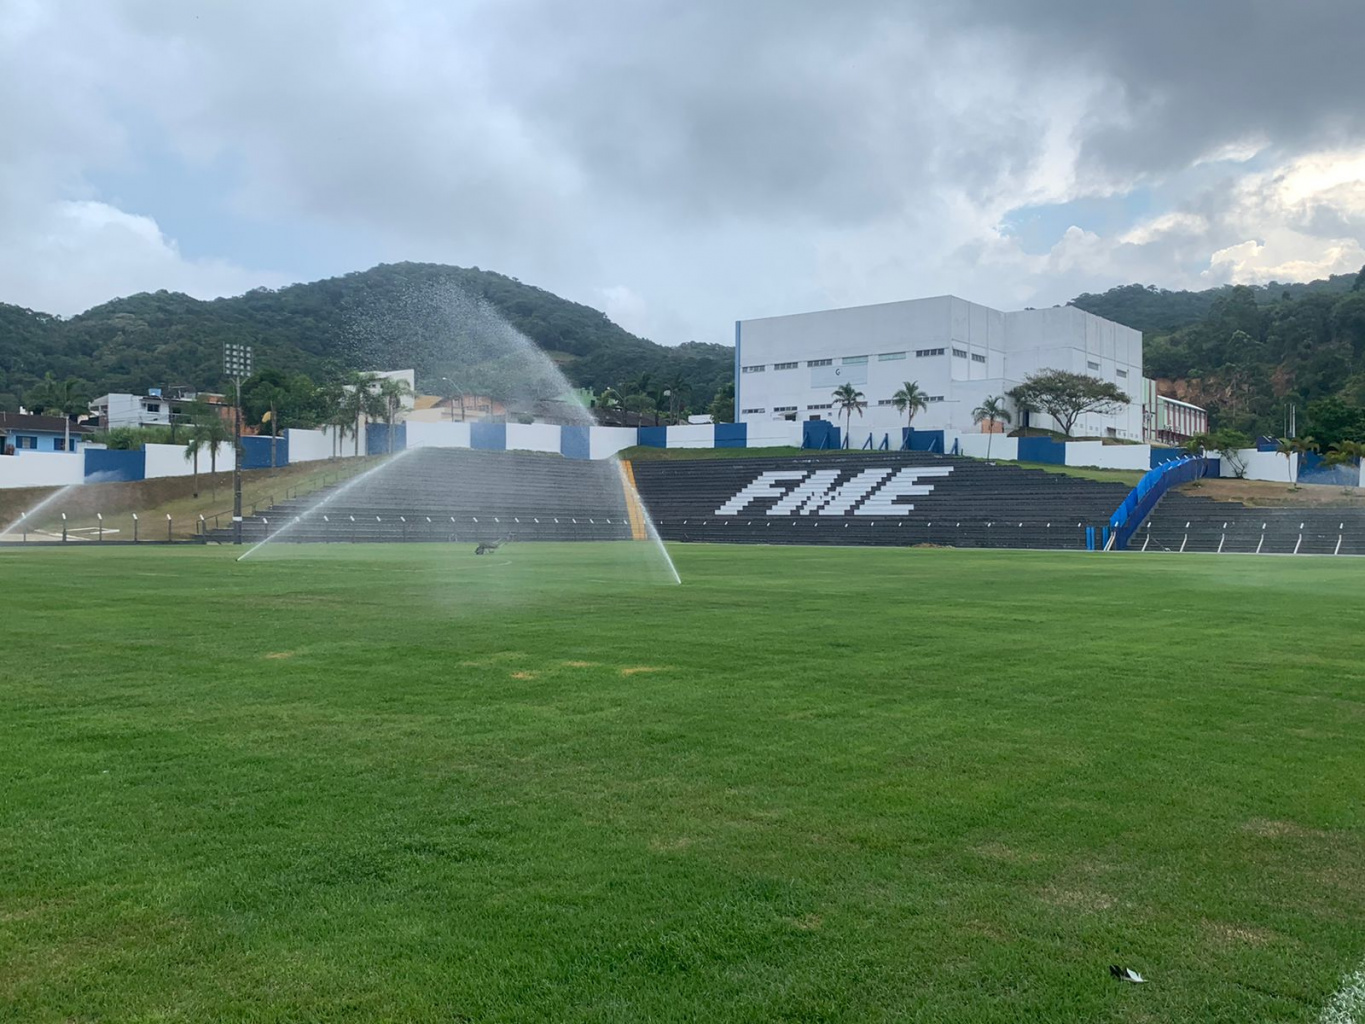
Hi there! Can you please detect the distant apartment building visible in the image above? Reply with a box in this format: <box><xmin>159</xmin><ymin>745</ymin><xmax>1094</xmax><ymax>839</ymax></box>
<box><xmin>89</xmin><ymin>388</ymin><xmax>230</xmax><ymax>431</ymax></box>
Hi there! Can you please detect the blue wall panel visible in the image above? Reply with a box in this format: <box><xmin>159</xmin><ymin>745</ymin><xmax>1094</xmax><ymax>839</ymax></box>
<box><xmin>560</xmin><ymin>424</ymin><xmax>591</xmax><ymax>460</ymax></box>
<box><xmin>714</xmin><ymin>423</ymin><xmax>746</xmax><ymax>448</ymax></box>
<box><xmin>638</xmin><ymin>426</ymin><xmax>667</xmax><ymax>448</ymax></box>
<box><xmin>1018</xmin><ymin>437</ymin><xmax>1067</xmax><ymax>464</ymax></box>
<box><xmin>802</xmin><ymin>421</ymin><xmax>840</xmax><ymax>449</ymax></box>
<box><xmin>1149</xmin><ymin>447</ymin><xmax>1187</xmax><ymax>468</ymax></box>
<box><xmin>470</xmin><ymin>422</ymin><xmax>506</xmax><ymax>451</ymax></box>
<box><xmin>365</xmin><ymin>423</ymin><xmax>407</xmax><ymax>456</ymax></box>
<box><xmin>905</xmin><ymin>429</ymin><xmax>945</xmax><ymax>453</ymax></box>
<box><xmin>241</xmin><ymin>435</ymin><xmax>290</xmax><ymax>469</ymax></box>
<box><xmin>85</xmin><ymin>448</ymin><xmax>145</xmax><ymax>482</ymax></box>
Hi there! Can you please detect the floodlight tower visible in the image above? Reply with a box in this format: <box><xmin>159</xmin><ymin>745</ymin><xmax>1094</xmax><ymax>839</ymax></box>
<box><xmin>224</xmin><ymin>343</ymin><xmax>253</xmax><ymax>545</ymax></box>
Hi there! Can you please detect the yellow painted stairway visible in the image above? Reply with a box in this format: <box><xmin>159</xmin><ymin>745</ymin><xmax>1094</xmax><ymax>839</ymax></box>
<box><xmin>616</xmin><ymin>460</ymin><xmax>649</xmax><ymax>541</ymax></box>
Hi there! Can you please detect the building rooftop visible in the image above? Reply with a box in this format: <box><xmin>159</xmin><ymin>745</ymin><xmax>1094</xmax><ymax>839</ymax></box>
<box><xmin>0</xmin><ymin>412</ymin><xmax>94</xmax><ymax>434</ymax></box>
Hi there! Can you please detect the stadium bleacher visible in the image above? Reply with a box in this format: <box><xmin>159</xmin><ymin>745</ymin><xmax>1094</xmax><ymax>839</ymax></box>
<box><xmin>1135</xmin><ymin>492</ymin><xmax>1365</xmax><ymax>555</ymax></box>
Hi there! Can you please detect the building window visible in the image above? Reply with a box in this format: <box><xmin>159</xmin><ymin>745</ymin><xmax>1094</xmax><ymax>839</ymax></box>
<box><xmin>773</xmin><ymin>405</ymin><xmax>797</xmax><ymax>413</ymax></box>
<box><xmin>741</xmin><ymin>364</ymin><xmax>766</xmax><ymax>374</ymax></box>
<box><xmin>741</xmin><ymin>407</ymin><xmax>766</xmax><ymax>414</ymax></box>
<box><xmin>842</xmin><ymin>355</ymin><xmax>868</xmax><ymax>365</ymax></box>
<box><xmin>16</xmin><ymin>435</ymin><xmax>37</xmax><ymax>449</ymax></box>
<box><xmin>876</xmin><ymin>399</ymin><xmax>898</xmax><ymax>406</ymax></box>
<box><xmin>807</xmin><ymin>358</ymin><xmax>832</xmax><ymax>367</ymax></box>
<box><xmin>1087</xmin><ymin>360</ymin><xmax>1101</xmax><ymax>371</ymax></box>
<box><xmin>53</xmin><ymin>437</ymin><xmax>66</xmax><ymax>451</ymax></box>
<box><xmin>806</xmin><ymin>403</ymin><xmax>832</xmax><ymax>410</ymax></box>
<box><xmin>971</xmin><ymin>353</ymin><xmax>987</xmax><ymax>364</ymax></box>
<box><xmin>773</xmin><ymin>361</ymin><xmax>798</xmax><ymax>370</ymax></box>
<box><xmin>878</xmin><ymin>351</ymin><xmax>906</xmax><ymax>361</ymax></box>
<box><xmin>927</xmin><ymin>396</ymin><xmax>945</xmax><ymax>403</ymax></box>
<box><xmin>915</xmin><ymin>348</ymin><xmax>945</xmax><ymax>358</ymax></box>
<box><xmin>952</xmin><ymin>347</ymin><xmax>967</xmax><ymax>359</ymax></box>
<box><xmin>1116</xmin><ymin>368</ymin><xmax>1128</xmax><ymax>378</ymax></box>
<box><xmin>145</xmin><ymin>402</ymin><xmax>161</xmax><ymax>413</ymax></box>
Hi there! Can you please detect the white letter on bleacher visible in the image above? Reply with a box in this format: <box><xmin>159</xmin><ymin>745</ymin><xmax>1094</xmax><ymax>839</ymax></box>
<box><xmin>716</xmin><ymin>471</ymin><xmax>809</xmax><ymax>516</ymax></box>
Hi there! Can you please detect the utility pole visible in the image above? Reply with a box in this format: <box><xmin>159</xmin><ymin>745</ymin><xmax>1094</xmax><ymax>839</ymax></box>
<box><xmin>224</xmin><ymin>343</ymin><xmax>253</xmax><ymax>545</ymax></box>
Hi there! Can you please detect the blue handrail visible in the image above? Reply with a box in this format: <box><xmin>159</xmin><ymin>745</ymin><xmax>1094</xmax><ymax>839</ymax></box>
<box><xmin>1108</xmin><ymin>455</ymin><xmax>1210</xmax><ymax>550</ymax></box>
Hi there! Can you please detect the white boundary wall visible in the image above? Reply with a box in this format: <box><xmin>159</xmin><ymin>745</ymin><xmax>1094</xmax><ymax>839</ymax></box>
<box><xmin>1224</xmin><ymin>449</ymin><xmax>1296</xmax><ymax>483</ymax></box>
<box><xmin>665</xmin><ymin>424</ymin><xmax>716</xmax><ymax>449</ymax></box>
<box><xmin>590</xmin><ymin>427</ymin><xmax>638</xmax><ymax>460</ymax></box>
<box><xmin>145</xmin><ymin>442</ymin><xmax>235</xmax><ymax>479</ymax></box>
<box><xmin>1065</xmin><ymin>441</ymin><xmax>1150</xmax><ymax>471</ymax></box>
<box><xmin>955</xmin><ymin>434</ymin><xmax>1019</xmax><ymax>461</ymax></box>
<box><xmin>0</xmin><ymin>452</ymin><xmax>85</xmax><ymax>488</ymax></box>
<box><xmin>406</xmin><ymin>421</ymin><xmax>471</xmax><ymax>449</ymax></box>
<box><xmin>745</xmin><ymin>421</ymin><xmax>804</xmax><ymax>448</ymax></box>
<box><xmin>287</xmin><ymin>427</ymin><xmax>341</xmax><ymax>463</ymax></box>
<box><xmin>505</xmin><ymin>423</ymin><xmax>561</xmax><ymax>454</ymax></box>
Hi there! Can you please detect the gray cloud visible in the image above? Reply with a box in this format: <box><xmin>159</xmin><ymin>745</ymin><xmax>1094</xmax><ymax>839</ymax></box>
<box><xmin>0</xmin><ymin>0</ymin><xmax>1363</xmax><ymax>337</ymax></box>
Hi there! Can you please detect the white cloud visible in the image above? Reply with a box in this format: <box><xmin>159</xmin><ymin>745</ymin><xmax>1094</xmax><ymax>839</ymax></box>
<box><xmin>0</xmin><ymin>200</ymin><xmax>284</xmax><ymax>315</ymax></box>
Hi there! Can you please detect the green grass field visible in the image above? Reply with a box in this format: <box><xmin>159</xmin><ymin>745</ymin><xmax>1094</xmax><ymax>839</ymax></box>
<box><xmin>2</xmin><ymin>543</ymin><xmax>1363</xmax><ymax>1022</ymax></box>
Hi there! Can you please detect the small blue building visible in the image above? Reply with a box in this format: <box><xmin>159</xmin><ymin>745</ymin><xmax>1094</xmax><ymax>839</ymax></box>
<box><xmin>0</xmin><ymin>412</ymin><xmax>92</xmax><ymax>455</ymax></box>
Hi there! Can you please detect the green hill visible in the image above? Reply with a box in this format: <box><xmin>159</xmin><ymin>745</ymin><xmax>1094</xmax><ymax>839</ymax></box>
<box><xmin>0</xmin><ymin>263</ymin><xmax>733</xmax><ymax>413</ymax></box>
<box><xmin>1069</xmin><ymin>269</ymin><xmax>1365</xmax><ymax>442</ymax></box>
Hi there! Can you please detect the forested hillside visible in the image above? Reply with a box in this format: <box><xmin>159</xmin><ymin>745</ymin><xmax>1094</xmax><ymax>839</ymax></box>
<box><xmin>1071</xmin><ymin>269</ymin><xmax>1365</xmax><ymax>442</ymax></box>
<box><xmin>0</xmin><ymin>263</ymin><xmax>732</xmax><ymax>414</ymax></box>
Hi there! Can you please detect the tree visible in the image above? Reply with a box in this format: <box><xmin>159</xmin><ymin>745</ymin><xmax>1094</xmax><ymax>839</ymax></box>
<box><xmin>1006</xmin><ymin>370</ymin><xmax>1129</xmax><ymax>437</ymax></box>
<box><xmin>662</xmin><ymin>373</ymin><xmax>692</xmax><ymax>425</ymax></box>
<box><xmin>624</xmin><ymin>392</ymin><xmax>656</xmax><ymax>422</ymax></box>
<box><xmin>890</xmin><ymin>381</ymin><xmax>928</xmax><ymax>441</ymax></box>
<box><xmin>597</xmin><ymin>387</ymin><xmax>625</xmax><ymax>426</ymax></box>
<box><xmin>708</xmin><ymin>383</ymin><xmax>734</xmax><ymax>424</ymax></box>
<box><xmin>376</xmin><ymin>377</ymin><xmax>414</xmax><ymax>453</ymax></box>
<box><xmin>183</xmin><ymin>401</ymin><xmax>231</xmax><ymax>498</ymax></box>
<box><xmin>339</xmin><ymin>373</ymin><xmax>385</xmax><ymax>456</ymax></box>
<box><xmin>24</xmin><ymin>373</ymin><xmax>90</xmax><ymax>452</ymax></box>
<box><xmin>832</xmin><ymin>383</ymin><xmax>866</xmax><ymax>449</ymax></box>
<box><xmin>971</xmin><ymin>395</ymin><xmax>1012</xmax><ymax>461</ymax></box>
<box><xmin>1276</xmin><ymin>435</ymin><xmax>1318</xmax><ymax>487</ymax></box>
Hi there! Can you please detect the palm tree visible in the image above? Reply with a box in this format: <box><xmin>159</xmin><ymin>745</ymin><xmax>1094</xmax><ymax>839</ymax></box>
<box><xmin>1323</xmin><ymin>439</ymin><xmax>1363</xmax><ymax>490</ymax></box>
<box><xmin>1276</xmin><ymin>435</ymin><xmax>1319</xmax><ymax>487</ymax></box>
<box><xmin>971</xmin><ymin>395</ymin><xmax>1012</xmax><ymax>461</ymax></box>
<box><xmin>890</xmin><ymin>381</ymin><xmax>928</xmax><ymax>447</ymax></box>
<box><xmin>376</xmin><ymin>377</ymin><xmax>414</xmax><ymax>453</ymax></box>
<box><xmin>340</xmin><ymin>373</ymin><xmax>384</xmax><ymax>456</ymax></box>
<box><xmin>663</xmin><ymin>373</ymin><xmax>691</xmax><ymax>425</ymax></box>
<box><xmin>183</xmin><ymin>401</ymin><xmax>232</xmax><ymax>498</ymax></box>
<box><xmin>832</xmin><ymin>383</ymin><xmax>866</xmax><ymax>449</ymax></box>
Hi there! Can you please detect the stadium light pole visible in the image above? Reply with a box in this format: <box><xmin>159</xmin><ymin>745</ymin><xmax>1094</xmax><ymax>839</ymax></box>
<box><xmin>224</xmin><ymin>343</ymin><xmax>253</xmax><ymax>545</ymax></box>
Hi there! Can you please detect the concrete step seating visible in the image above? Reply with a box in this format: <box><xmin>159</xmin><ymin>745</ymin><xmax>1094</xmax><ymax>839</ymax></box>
<box><xmin>1137</xmin><ymin>492</ymin><xmax>1365</xmax><ymax>555</ymax></box>
<box><xmin>206</xmin><ymin>447</ymin><xmax>633</xmax><ymax>544</ymax></box>
<box><xmin>631</xmin><ymin>451</ymin><xmax>1132</xmax><ymax>550</ymax></box>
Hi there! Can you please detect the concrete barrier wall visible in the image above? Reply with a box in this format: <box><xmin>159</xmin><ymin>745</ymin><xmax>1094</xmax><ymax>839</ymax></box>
<box><xmin>1065</xmin><ymin>441</ymin><xmax>1151</xmax><ymax>471</ymax></box>
<box><xmin>746</xmin><ymin>421</ymin><xmax>804</xmax><ymax>448</ymax></box>
<box><xmin>505</xmin><ymin>423</ymin><xmax>562</xmax><ymax>454</ymax></box>
<box><xmin>590</xmin><ymin>427</ymin><xmax>639</xmax><ymax>460</ymax></box>
<box><xmin>287</xmin><ymin>427</ymin><xmax>337</xmax><ymax>462</ymax></box>
<box><xmin>0</xmin><ymin>451</ymin><xmax>86</xmax><ymax>489</ymax></box>
<box><xmin>406</xmin><ymin>421</ymin><xmax>471</xmax><ymax>449</ymax></box>
<box><xmin>956</xmin><ymin>435</ymin><xmax>1019</xmax><ymax>461</ymax></box>
<box><xmin>665</xmin><ymin>424</ymin><xmax>716</xmax><ymax>448</ymax></box>
<box><xmin>1224</xmin><ymin>449</ymin><xmax>1296</xmax><ymax>483</ymax></box>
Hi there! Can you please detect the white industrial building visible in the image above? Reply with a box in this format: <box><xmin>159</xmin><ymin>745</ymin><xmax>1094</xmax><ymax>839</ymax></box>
<box><xmin>734</xmin><ymin>296</ymin><xmax>1174</xmax><ymax>443</ymax></box>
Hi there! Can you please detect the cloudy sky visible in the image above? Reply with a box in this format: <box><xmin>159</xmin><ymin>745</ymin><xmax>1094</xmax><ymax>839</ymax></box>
<box><xmin>3</xmin><ymin>0</ymin><xmax>1363</xmax><ymax>344</ymax></box>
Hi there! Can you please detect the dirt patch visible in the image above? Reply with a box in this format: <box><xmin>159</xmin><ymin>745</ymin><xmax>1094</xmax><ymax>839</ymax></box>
<box><xmin>973</xmin><ymin>842</ymin><xmax>1043</xmax><ymax>864</ymax></box>
<box><xmin>562</xmin><ymin>660</ymin><xmax>598</xmax><ymax>668</ymax></box>
<box><xmin>787</xmin><ymin>913</ymin><xmax>823</xmax><ymax>931</ymax></box>
<box><xmin>264</xmin><ymin>652</ymin><xmax>295</xmax><ymax>660</ymax></box>
<box><xmin>509</xmin><ymin>671</ymin><xmax>538</xmax><ymax>681</ymax></box>
<box><xmin>1204</xmin><ymin>920</ymin><xmax>1277</xmax><ymax>946</ymax></box>
<box><xmin>1242</xmin><ymin>818</ymin><xmax>1328</xmax><ymax>839</ymax></box>
<box><xmin>620</xmin><ymin>666</ymin><xmax>667</xmax><ymax>676</ymax></box>
<box><xmin>1180</xmin><ymin>478</ymin><xmax>1365</xmax><ymax>507</ymax></box>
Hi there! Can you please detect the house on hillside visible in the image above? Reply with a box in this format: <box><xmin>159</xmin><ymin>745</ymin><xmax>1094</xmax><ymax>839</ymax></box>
<box><xmin>0</xmin><ymin>413</ymin><xmax>93</xmax><ymax>455</ymax></box>
<box><xmin>89</xmin><ymin>388</ymin><xmax>232</xmax><ymax>432</ymax></box>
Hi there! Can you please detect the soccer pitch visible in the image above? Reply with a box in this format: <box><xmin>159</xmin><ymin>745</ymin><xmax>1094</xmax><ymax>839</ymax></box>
<box><xmin>2</xmin><ymin>544</ymin><xmax>1362</xmax><ymax>1023</ymax></box>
